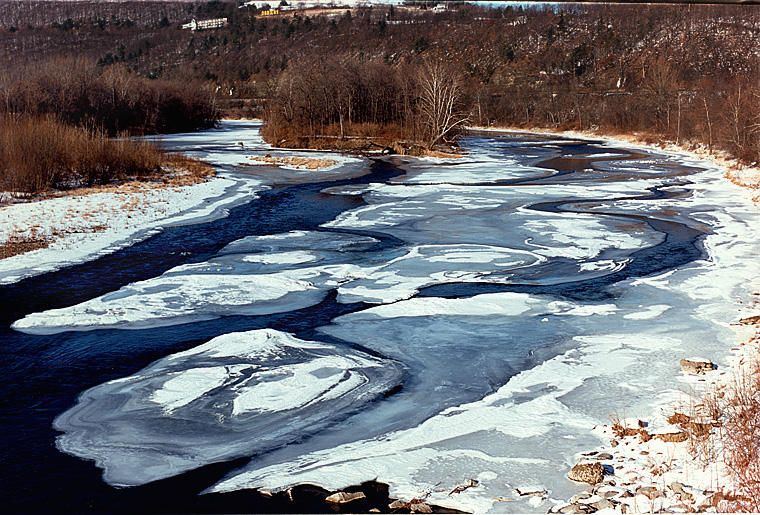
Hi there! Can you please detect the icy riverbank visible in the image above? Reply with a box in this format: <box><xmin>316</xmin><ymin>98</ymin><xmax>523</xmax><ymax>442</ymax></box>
<box><xmin>0</xmin><ymin>120</ymin><xmax>365</xmax><ymax>286</ymax></box>
<box><xmin>0</xmin><ymin>176</ymin><xmax>260</xmax><ymax>285</ymax></box>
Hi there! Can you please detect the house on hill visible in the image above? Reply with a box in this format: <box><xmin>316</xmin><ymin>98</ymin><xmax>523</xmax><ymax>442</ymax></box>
<box><xmin>181</xmin><ymin>18</ymin><xmax>228</xmax><ymax>31</ymax></box>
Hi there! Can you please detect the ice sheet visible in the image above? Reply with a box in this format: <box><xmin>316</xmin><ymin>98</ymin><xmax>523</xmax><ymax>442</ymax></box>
<box><xmin>206</xmin><ymin>139</ymin><xmax>760</xmax><ymax>512</ymax></box>
<box><xmin>53</xmin><ymin>329</ymin><xmax>403</xmax><ymax>487</ymax></box>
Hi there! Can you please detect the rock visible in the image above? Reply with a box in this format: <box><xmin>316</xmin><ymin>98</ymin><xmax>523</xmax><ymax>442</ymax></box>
<box><xmin>515</xmin><ymin>486</ymin><xmax>548</xmax><ymax>497</ymax></box>
<box><xmin>591</xmin><ymin>499</ymin><xmax>614</xmax><ymax>510</ymax></box>
<box><xmin>410</xmin><ymin>502</ymin><xmax>433</xmax><ymax>513</ymax></box>
<box><xmin>571</xmin><ymin>493</ymin><xmax>592</xmax><ymax>503</ymax></box>
<box><xmin>568</xmin><ymin>462</ymin><xmax>605</xmax><ymax>484</ymax></box>
<box><xmin>670</xmin><ymin>482</ymin><xmax>694</xmax><ymax>502</ymax></box>
<box><xmin>464</xmin><ymin>478</ymin><xmax>479</xmax><ymax>488</ymax></box>
<box><xmin>655</xmin><ymin>431</ymin><xmax>688</xmax><ymax>443</ymax></box>
<box><xmin>636</xmin><ymin>486</ymin><xmax>663</xmax><ymax>500</ymax></box>
<box><xmin>594</xmin><ymin>453</ymin><xmax>613</xmax><ymax>460</ymax></box>
<box><xmin>325</xmin><ymin>491</ymin><xmax>366</xmax><ymax>504</ymax></box>
<box><xmin>697</xmin><ymin>494</ymin><xmax>718</xmax><ymax>511</ymax></box>
<box><xmin>369</xmin><ymin>509</ymin><xmax>381</xmax><ymax>513</ymax></box>
<box><xmin>558</xmin><ymin>504</ymin><xmax>582</xmax><ymax>514</ymax></box>
<box><xmin>596</xmin><ymin>490</ymin><xmax>619</xmax><ymax>499</ymax></box>
<box><xmin>680</xmin><ymin>358</ymin><xmax>716</xmax><ymax>374</ymax></box>
<box><xmin>389</xmin><ymin>500</ymin><xmax>407</xmax><ymax>509</ymax></box>
<box><xmin>739</xmin><ymin>314</ymin><xmax>760</xmax><ymax>325</ymax></box>
<box><xmin>610</xmin><ymin>440</ymin><xmax>619</xmax><ymax>447</ymax></box>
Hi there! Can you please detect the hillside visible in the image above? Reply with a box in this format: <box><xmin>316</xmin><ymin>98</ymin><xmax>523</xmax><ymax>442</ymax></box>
<box><xmin>2</xmin><ymin>1</ymin><xmax>760</xmax><ymax>160</ymax></box>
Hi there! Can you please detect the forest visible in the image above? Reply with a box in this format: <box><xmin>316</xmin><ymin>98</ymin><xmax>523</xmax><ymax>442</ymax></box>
<box><xmin>2</xmin><ymin>1</ymin><xmax>760</xmax><ymax>171</ymax></box>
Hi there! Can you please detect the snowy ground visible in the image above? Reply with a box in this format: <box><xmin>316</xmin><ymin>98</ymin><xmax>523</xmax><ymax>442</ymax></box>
<box><xmin>5</xmin><ymin>122</ymin><xmax>760</xmax><ymax>513</ymax></box>
<box><xmin>0</xmin><ymin>177</ymin><xmax>259</xmax><ymax>285</ymax></box>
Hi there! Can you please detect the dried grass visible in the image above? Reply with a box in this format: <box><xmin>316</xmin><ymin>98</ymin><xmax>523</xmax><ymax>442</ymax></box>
<box><xmin>0</xmin><ymin>116</ymin><xmax>214</xmax><ymax>203</ymax></box>
<box><xmin>248</xmin><ymin>155</ymin><xmax>338</xmax><ymax>170</ymax></box>
<box><xmin>0</xmin><ymin>234</ymin><xmax>51</xmax><ymax>259</ymax></box>
<box><xmin>0</xmin><ymin>115</ymin><xmax>165</xmax><ymax>194</ymax></box>
<box><xmin>682</xmin><ymin>312</ymin><xmax>760</xmax><ymax>512</ymax></box>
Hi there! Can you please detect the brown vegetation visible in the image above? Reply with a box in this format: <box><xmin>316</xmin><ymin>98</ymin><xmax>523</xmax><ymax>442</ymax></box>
<box><xmin>0</xmin><ymin>115</ymin><xmax>167</xmax><ymax>194</ymax></box>
<box><xmin>0</xmin><ymin>114</ymin><xmax>213</xmax><ymax>197</ymax></box>
<box><xmin>4</xmin><ymin>2</ymin><xmax>760</xmax><ymax>162</ymax></box>
<box><xmin>1</xmin><ymin>58</ymin><xmax>218</xmax><ymax>136</ymax></box>
<box><xmin>248</xmin><ymin>156</ymin><xmax>338</xmax><ymax>170</ymax></box>
<box><xmin>711</xmin><ymin>352</ymin><xmax>760</xmax><ymax>512</ymax></box>
<box><xmin>0</xmin><ymin>234</ymin><xmax>51</xmax><ymax>260</ymax></box>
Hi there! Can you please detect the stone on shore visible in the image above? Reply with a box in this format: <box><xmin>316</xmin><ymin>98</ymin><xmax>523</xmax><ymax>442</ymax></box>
<box><xmin>568</xmin><ymin>462</ymin><xmax>605</xmax><ymax>484</ymax></box>
<box><xmin>680</xmin><ymin>358</ymin><xmax>716</xmax><ymax>374</ymax></box>
<box><xmin>325</xmin><ymin>491</ymin><xmax>366</xmax><ymax>504</ymax></box>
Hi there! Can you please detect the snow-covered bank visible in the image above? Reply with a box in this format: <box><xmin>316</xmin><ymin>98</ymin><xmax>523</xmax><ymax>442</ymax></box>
<box><xmin>0</xmin><ymin>119</ymin><xmax>365</xmax><ymax>286</ymax></box>
<box><xmin>0</xmin><ymin>175</ymin><xmax>261</xmax><ymax>285</ymax></box>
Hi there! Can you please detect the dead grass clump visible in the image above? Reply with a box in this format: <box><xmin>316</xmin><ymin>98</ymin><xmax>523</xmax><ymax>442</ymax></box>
<box><xmin>248</xmin><ymin>155</ymin><xmax>338</xmax><ymax>170</ymax></box>
<box><xmin>611</xmin><ymin>420</ymin><xmax>651</xmax><ymax>442</ymax></box>
<box><xmin>667</xmin><ymin>412</ymin><xmax>692</xmax><ymax>426</ymax></box>
<box><xmin>162</xmin><ymin>153</ymin><xmax>215</xmax><ymax>185</ymax></box>
<box><xmin>714</xmin><ymin>359</ymin><xmax>760</xmax><ymax>512</ymax></box>
<box><xmin>0</xmin><ymin>235</ymin><xmax>51</xmax><ymax>259</ymax></box>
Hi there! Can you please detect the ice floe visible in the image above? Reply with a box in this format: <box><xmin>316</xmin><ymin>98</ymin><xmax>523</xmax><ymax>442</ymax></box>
<box><xmin>54</xmin><ymin>329</ymin><xmax>403</xmax><ymax>487</ymax></box>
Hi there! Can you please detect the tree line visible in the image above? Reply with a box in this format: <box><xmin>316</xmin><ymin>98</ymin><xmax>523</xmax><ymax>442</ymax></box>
<box><xmin>0</xmin><ymin>58</ymin><xmax>218</xmax><ymax>194</ymax></box>
<box><xmin>1</xmin><ymin>58</ymin><xmax>218</xmax><ymax>136</ymax></box>
<box><xmin>262</xmin><ymin>56</ymin><xmax>468</xmax><ymax>151</ymax></box>
<box><xmin>3</xmin><ymin>1</ymin><xmax>760</xmax><ymax>162</ymax></box>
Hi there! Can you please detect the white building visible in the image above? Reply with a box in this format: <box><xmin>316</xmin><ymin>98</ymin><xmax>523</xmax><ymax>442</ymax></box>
<box><xmin>182</xmin><ymin>18</ymin><xmax>228</xmax><ymax>31</ymax></box>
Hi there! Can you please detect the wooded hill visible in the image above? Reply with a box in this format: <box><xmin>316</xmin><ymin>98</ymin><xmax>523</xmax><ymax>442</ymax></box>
<box><xmin>3</xmin><ymin>1</ymin><xmax>760</xmax><ymax>160</ymax></box>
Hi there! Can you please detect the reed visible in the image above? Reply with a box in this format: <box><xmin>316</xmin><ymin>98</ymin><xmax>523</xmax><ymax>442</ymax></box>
<box><xmin>0</xmin><ymin>114</ymin><xmax>164</xmax><ymax>194</ymax></box>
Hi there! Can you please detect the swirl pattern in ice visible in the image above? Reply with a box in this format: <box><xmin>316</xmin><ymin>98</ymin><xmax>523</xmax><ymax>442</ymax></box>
<box><xmin>53</xmin><ymin>329</ymin><xmax>403</xmax><ymax>487</ymax></box>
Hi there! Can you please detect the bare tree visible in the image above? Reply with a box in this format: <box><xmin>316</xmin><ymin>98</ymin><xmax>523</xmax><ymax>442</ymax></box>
<box><xmin>418</xmin><ymin>59</ymin><xmax>468</xmax><ymax>149</ymax></box>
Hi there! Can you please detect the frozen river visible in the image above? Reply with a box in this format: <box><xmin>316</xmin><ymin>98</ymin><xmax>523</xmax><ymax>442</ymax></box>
<box><xmin>2</xmin><ymin>121</ymin><xmax>758</xmax><ymax>513</ymax></box>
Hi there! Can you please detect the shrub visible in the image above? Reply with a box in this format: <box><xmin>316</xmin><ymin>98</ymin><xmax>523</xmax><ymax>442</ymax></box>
<box><xmin>0</xmin><ymin>114</ymin><xmax>164</xmax><ymax>194</ymax></box>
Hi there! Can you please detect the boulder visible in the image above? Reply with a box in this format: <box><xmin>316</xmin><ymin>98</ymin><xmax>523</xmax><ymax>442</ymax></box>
<box><xmin>410</xmin><ymin>502</ymin><xmax>433</xmax><ymax>513</ymax></box>
<box><xmin>680</xmin><ymin>358</ymin><xmax>716</xmax><ymax>374</ymax></box>
<box><xmin>325</xmin><ymin>491</ymin><xmax>366</xmax><ymax>504</ymax></box>
<box><xmin>636</xmin><ymin>486</ymin><xmax>663</xmax><ymax>500</ymax></box>
<box><xmin>592</xmin><ymin>498</ymin><xmax>614</xmax><ymax>510</ymax></box>
<box><xmin>568</xmin><ymin>462</ymin><xmax>605</xmax><ymax>484</ymax></box>
<box><xmin>515</xmin><ymin>486</ymin><xmax>548</xmax><ymax>497</ymax></box>
<box><xmin>738</xmin><ymin>314</ymin><xmax>760</xmax><ymax>326</ymax></box>
<box><xmin>670</xmin><ymin>482</ymin><xmax>694</xmax><ymax>503</ymax></box>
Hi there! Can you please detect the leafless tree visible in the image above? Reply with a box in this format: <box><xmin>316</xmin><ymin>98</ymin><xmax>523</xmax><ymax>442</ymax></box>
<box><xmin>418</xmin><ymin>59</ymin><xmax>468</xmax><ymax>149</ymax></box>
